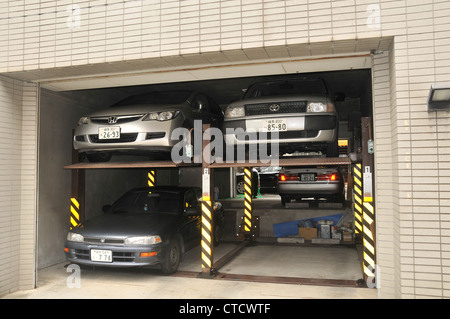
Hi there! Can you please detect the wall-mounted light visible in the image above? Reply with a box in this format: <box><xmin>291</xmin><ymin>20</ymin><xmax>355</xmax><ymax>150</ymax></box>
<box><xmin>428</xmin><ymin>83</ymin><xmax>450</xmax><ymax>111</ymax></box>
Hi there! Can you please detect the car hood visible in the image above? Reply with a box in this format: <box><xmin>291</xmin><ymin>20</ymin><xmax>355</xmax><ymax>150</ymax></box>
<box><xmin>73</xmin><ymin>212</ymin><xmax>180</xmax><ymax>239</ymax></box>
<box><xmin>230</xmin><ymin>93</ymin><xmax>330</xmax><ymax>107</ymax></box>
<box><xmin>87</xmin><ymin>104</ymin><xmax>186</xmax><ymax>117</ymax></box>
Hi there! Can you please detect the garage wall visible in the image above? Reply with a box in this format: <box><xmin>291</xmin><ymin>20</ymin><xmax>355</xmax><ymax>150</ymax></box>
<box><xmin>387</xmin><ymin>30</ymin><xmax>450</xmax><ymax>298</ymax></box>
<box><xmin>372</xmin><ymin>11</ymin><xmax>450</xmax><ymax>298</ymax></box>
<box><xmin>38</xmin><ymin>89</ymin><xmax>148</xmax><ymax>269</ymax></box>
<box><xmin>0</xmin><ymin>76</ymin><xmax>38</xmax><ymax>296</ymax></box>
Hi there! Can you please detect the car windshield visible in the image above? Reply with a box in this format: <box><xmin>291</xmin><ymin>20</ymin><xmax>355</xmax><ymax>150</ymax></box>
<box><xmin>244</xmin><ymin>79</ymin><xmax>328</xmax><ymax>99</ymax></box>
<box><xmin>112</xmin><ymin>190</ymin><xmax>181</xmax><ymax>215</ymax></box>
<box><xmin>113</xmin><ymin>91</ymin><xmax>191</xmax><ymax>106</ymax></box>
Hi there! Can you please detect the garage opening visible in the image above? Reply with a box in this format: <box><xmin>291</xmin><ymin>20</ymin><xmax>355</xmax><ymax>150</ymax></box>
<box><xmin>38</xmin><ymin>67</ymin><xmax>374</xmax><ymax>289</ymax></box>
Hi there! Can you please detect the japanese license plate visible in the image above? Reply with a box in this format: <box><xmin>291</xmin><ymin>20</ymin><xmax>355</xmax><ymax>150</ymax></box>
<box><xmin>262</xmin><ymin>119</ymin><xmax>287</xmax><ymax>132</ymax></box>
<box><xmin>91</xmin><ymin>249</ymin><xmax>112</xmax><ymax>262</ymax></box>
<box><xmin>98</xmin><ymin>126</ymin><xmax>120</xmax><ymax>140</ymax></box>
<box><xmin>300</xmin><ymin>173</ymin><xmax>316</xmax><ymax>181</ymax></box>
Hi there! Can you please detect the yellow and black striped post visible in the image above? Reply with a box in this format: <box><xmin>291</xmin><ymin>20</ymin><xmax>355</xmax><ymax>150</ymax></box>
<box><xmin>201</xmin><ymin>198</ymin><xmax>213</xmax><ymax>271</ymax></box>
<box><xmin>70</xmin><ymin>197</ymin><xmax>81</xmax><ymax>230</ymax></box>
<box><xmin>352</xmin><ymin>164</ymin><xmax>363</xmax><ymax>234</ymax></box>
<box><xmin>362</xmin><ymin>201</ymin><xmax>376</xmax><ymax>284</ymax></box>
<box><xmin>243</xmin><ymin>167</ymin><xmax>253</xmax><ymax>238</ymax></box>
<box><xmin>148</xmin><ymin>170</ymin><xmax>156</xmax><ymax>187</ymax></box>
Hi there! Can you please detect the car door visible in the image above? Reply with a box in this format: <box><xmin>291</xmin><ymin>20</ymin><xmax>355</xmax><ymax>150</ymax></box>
<box><xmin>180</xmin><ymin>189</ymin><xmax>201</xmax><ymax>250</ymax></box>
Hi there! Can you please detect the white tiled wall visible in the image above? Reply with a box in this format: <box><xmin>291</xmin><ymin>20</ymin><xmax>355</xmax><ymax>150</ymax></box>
<box><xmin>0</xmin><ymin>0</ymin><xmax>449</xmax><ymax>298</ymax></box>
<box><xmin>0</xmin><ymin>76</ymin><xmax>38</xmax><ymax>296</ymax></box>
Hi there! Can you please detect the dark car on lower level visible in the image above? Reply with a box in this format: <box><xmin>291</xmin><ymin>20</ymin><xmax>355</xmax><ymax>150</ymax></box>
<box><xmin>64</xmin><ymin>186</ymin><xmax>224</xmax><ymax>274</ymax></box>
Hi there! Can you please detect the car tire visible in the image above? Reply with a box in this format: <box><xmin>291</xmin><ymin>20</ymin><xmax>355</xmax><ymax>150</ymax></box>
<box><xmin>325</xmin><ymin>140</ymin><xmax>339</xmax><ymax>158</ymax></box>
<box><xmin>86</xmin><ymin>152</ymin><xmax>112</xmax><ymax>162</ymax></box>
<box><xmin>213</xmin><ymin>223</ymin><xmax>223</xmax><ymax>246</ymax></box>
<box><xmin>236</xmin><ymin>181</ymin><xmax>244</xmax><ymax>194</ymax></box>
<box><xmin>161</xmin><ymin>239</ymin><xmax>181</xmax><ymax>274</ymax></box>
<box><xmin>281</xmin><ymin>195</ymin><xmax>291</xmax><ymax>207</ymax></box>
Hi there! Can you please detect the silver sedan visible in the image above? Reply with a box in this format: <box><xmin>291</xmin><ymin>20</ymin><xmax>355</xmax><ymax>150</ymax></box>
<box><xmin>277</xmin><ymin>166</ymin><xmax>344</xmax><ymax>206</ymax></box>
<box><xmin>73</xmin><ymin>91</ymin><xmax>223</xmax><ymax>162</ymax></box>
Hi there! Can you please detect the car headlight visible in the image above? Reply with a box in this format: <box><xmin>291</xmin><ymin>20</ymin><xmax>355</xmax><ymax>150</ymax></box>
<box><xmin>143</xmin><ymin>111</ymin><xmax>180</xmax><ymax>121</ymax></box>
<box><xmin>77</xmin><ymin>117</ymin><xmax>89</xmax><ymax>126</ymax></box>
<box><xmin>225</xmin><ymin>105</ymin><xmax>245</xmax><ymax>118</ymax></box>
<box><xmin>67</xmin><ymin>232</ymin><xmax>84</xmax><ymax>242</ymax></box>
<box><xmin>124</xmin><ymin>235</ymin><xmax>162</xmax><ymax>245</ymax></box>
<box><xmin>307</xmin><ymin>102</ymin><xmax>335</xmax><ymax>113</ymax></box>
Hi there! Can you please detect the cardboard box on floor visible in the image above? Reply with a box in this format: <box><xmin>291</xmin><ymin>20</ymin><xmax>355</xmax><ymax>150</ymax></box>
<box><xmin>298</xmin><ymin>227</ymin><xmax>318</xmax><ymax>240</ymax></box>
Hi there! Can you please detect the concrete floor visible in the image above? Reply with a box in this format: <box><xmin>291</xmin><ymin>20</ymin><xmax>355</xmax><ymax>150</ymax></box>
<box><xmin>3</xmin><ymin>242</ymin><xmax>377</xmax><ymax>299</ymax></box>
<box><xmin>3</xmin><ymin>196</ymin><xmax>378</xmax><ymax>300</ymax></box>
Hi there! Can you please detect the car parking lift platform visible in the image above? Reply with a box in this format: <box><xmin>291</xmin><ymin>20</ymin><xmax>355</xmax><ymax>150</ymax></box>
<box><xmin>63</xmin><ymin>122</ymin><xmax>375</xmax><ymax>288</ymax></box>
<box><xmin>64</xmin><ymin>155</ymin><xmax>351</xmax><ymax>170</ymax></box>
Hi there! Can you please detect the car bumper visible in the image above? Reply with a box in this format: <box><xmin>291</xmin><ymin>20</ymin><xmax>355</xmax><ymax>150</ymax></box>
<box><xmin>64</xmin><ymin>241</ymin><xmax>167</xmax><ymax>267</ymax></box>
<box><xmin>277</xmin><ymin>182</ymin><xmax>343</xmax><ymax>196</ymax></box>
<box><xmin>223</xmin><ymin>114</ymin><xmax>337</xmax><ymax>146</ymax></box>
<box><xmin>73</xmin><ymin>117</ymin><xmax>184</xmax><ymax>153</ymax></box>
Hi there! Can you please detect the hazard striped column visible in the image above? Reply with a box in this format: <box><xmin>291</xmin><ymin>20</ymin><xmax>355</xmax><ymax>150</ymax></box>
<box><xmin>201</xmin><ymin>198</ymin><xmax>213</xmax><ymax>270</ymax></box>
<box><xmin>243</xmin><ymin>167</ymin><xmax>253</xmax><ymax>237</ymax></box>
<box><xmin>148</xmin><ymin>170</ymin><xmax>156</xmax><ymax>187</ymax></box>
<box><xmin>362</xmin><ymin>201</ymin><xmax>376</xmax><ymax>283</ymax></box>
<box><xmin>352</xmin><ymin>164</ymin><xmax>363</xmax><ymax>234</ymax></box>
<box><xmin>70</xmin><ymin>197</ymin><xmax>81</xmax><ymax>230</ymax></box>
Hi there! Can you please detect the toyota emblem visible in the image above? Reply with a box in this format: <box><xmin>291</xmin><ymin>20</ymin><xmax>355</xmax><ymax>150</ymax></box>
<box><xmin>269</xmin><ymin>104</ymin><xmax>280</xmax><ymax>112</ymax></box>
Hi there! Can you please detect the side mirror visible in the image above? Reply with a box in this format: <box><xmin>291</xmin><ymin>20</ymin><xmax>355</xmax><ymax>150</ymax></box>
<box><xmin>102</xmin><ymin>205</ymin><xmax>112</xmax><ymax>213</ymax></box>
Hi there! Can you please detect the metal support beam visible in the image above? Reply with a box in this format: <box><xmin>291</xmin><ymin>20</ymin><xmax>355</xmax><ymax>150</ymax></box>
<box><xmin>243</xmin><ymin>167</ymin><xmax>253</xmax><ymax>240</ymax></box>
<box><xmin>361</xmin><ymin>117</ymin><xmax>376</xmax><ymax>286</ymax></box>
<box><xmin>352</xmin><ymin>163</ymin><xmax>363</xmax><ymax>235</ymax></box>
<box><xmin>201</xmin><ymin>124</ymin><xmax>214</xmax><ymax>277</ymax></box>
<box><xmin>147</xmin><ymin>170</ymin><xmax>156</xmax><ymax>187</ymax></box>
<box><xmin>70</xmin><ymin>140</ymin><xmax>85</xmax><ymax>230</ymax></box>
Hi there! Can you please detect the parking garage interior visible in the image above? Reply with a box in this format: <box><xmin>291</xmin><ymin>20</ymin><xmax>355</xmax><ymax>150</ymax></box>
<box><xmin>37</xmin><ymin>67</ymin><xmax>374</xmax><ymax>287</ymax></box>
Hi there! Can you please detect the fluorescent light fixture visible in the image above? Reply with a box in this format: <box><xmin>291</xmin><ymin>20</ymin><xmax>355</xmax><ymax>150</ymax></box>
<box><xmin>428</xmin><ymin>83</ymin><xmax>450</xmax><ymax>111</ymax></box>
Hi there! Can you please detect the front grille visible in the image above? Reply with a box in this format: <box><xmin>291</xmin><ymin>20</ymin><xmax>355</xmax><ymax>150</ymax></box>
<box><xmin>89</xmin><ymin>133</ymin><xmax>138</xmax><ymax>143</ymax></box>
<box><xmin>90</xmin><ymin>114</ymin><xmax>144</xmax><ymax>125</ymax></box>
<box><xmin>235</xmin><ymin>130</ymin><xmax>319</xmax><ymax>141</ymax></box>
<box><xmin>83</xmin><ymin>237</ymin><xmax>124</xmax><ymax>244</ymax></box>
<box><xmin>74</xmin><ymin>249</ymin><xmax>136</xmax><ymax>263</ymax></box>
<box><xmin>245</xmin><ymin>101</ymin><xmax>307</xmax><ymax>116</ymax></box>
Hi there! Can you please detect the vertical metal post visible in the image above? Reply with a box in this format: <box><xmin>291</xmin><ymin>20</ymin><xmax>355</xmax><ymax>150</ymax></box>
<box><xmin>243</xmin><ymin>167</ymin><xmax>253</xmax><ymax>239</ymax></box>
<box><xmin>201</xmin><ymin>124</ymin><xmax>214</xmax><ymax>276</ymax></box>
<box><xmin>361</xmin><ymin>117</ymin><xmax>376</xmax><ymax>286</ymax></box>
<box><xmin>352</xmin><ymin>163</ymin><xmax>363</xmax><ymax>235</ymax></box>
<box><xmin>70</xmin><ymin>135</ymin><xmax>85</xmax><ymax>230</ymax></box>
<box><xmin>148</xmin><ymin>170</ymin><xmax>156</xmax><ymax>187</ymax></box>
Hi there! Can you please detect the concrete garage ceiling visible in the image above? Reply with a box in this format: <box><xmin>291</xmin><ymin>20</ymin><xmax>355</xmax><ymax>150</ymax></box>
<box><xmin>8</xmin><ymin>38</ymin><xmax>391</xmax><ymax>95</ymax></box>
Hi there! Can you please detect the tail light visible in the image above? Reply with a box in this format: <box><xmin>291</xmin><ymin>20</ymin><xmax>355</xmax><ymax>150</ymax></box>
<box><xmin>278</xmin><ymin>173</ymin><xmax>298</xmax><ymax>181</ymax></box>
<box><xmin>317</xmin><ymin>173</ymin><xmax>339</xmax><ymax>181</ymax></box>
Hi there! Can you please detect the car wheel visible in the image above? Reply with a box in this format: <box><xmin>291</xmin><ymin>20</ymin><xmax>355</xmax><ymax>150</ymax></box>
<box><xmin>213</xmin><ymin>223</ymin><xmax>223</xmax><ymax>246</ymax></box>
<box><xmin>325</xmin><ymin>141</ymin><xmax>339</xmax><ymax>157</ymax></box>
<box><xmin>161</xmin><ymin>239</ymin><xmax>181</xmax><ymax>274</ymax></box>
<box><xmin>281</xmin><ymin>195</ymin><xmax>291</xmax><ymax>207</ymax></box>
<box><xmin>86</xmin><ymin>152</ymin><xmax>112</xmax><ymax>162</ymax></box>
<box><xmin>236</xmin><ymin>181</ymin><xmax>245</xmax><ymax>194</ymax></box>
